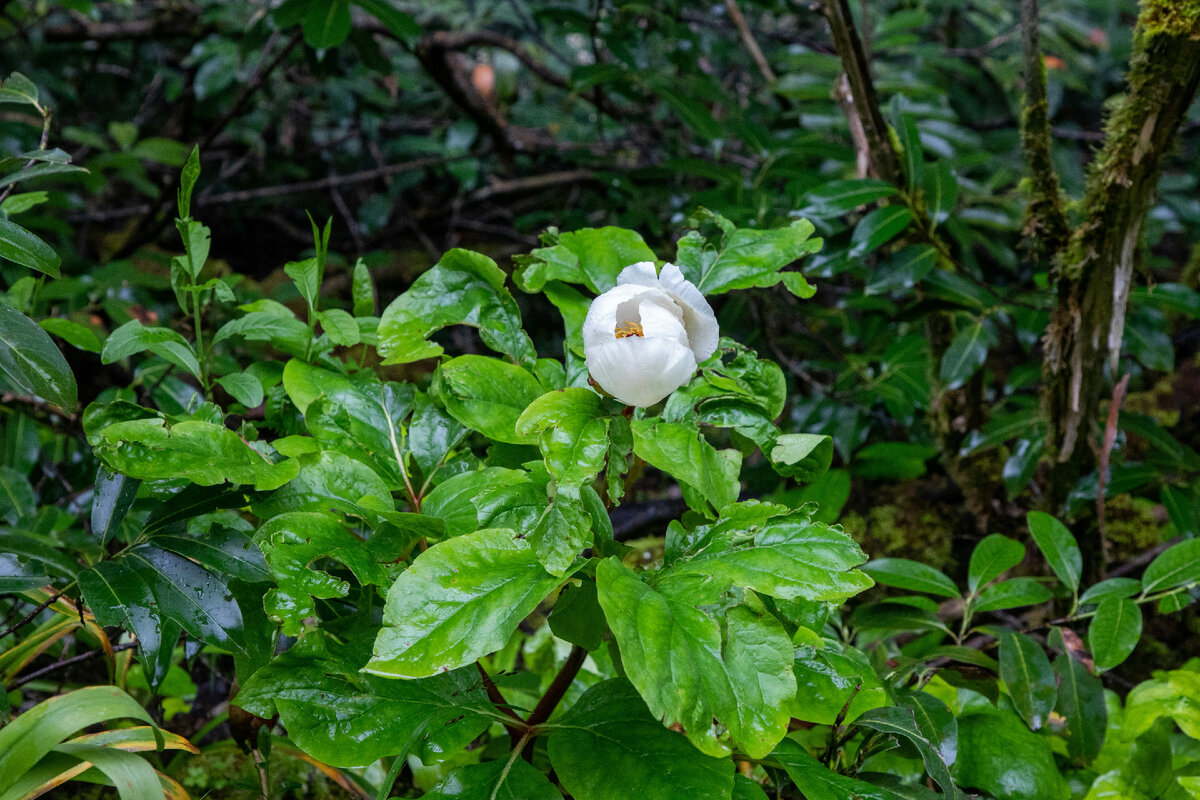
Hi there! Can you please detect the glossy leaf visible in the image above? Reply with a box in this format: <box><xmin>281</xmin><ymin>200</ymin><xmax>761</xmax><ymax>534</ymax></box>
<box><xmin>1027</xmin><ymin>511</ymin><xmax>1082</xmax><ymax>593</ymax></box>
<box><xmin>235</xmin><ymin>632</ymin><xmax>490</xmax><ymax>767</ymax></box>
<box><xmin>596</xmin><ymin>558</ymin><xmax>795</xmax><ymax>758</ymax></box>
<box><xmin>1079</xmin><ymin>577</ymin><xmax>1141</xmax><ymax>605</ymax></box>
<box><xmin>1054</xmin><ymin>654</ymin><xmax>1106</xmax><ymax>764</ymax></box>
<box><xmin>801</xmin><ymin>178</ymin><xmax>899</xmax><ymax>217</ymax></box>
<box><xmin>1140</xmin><ymin>538</ymin><xmax>1200</xmax><ymax>594</ymax></box>
<box><xmin>548</xmin><ymin>679</ymin><xmax>735</xmax><ymax>800</ymax></box>
<box><xmin>771</xmin><ymin>738</ymin><xmax>907</xmax><ymax>800</ymax></box>
<box><xmin>92</xmin><ymin>418</ymin><xmax>296</xmax><ymax>491</ymax></box>
<box><xmin>216</xmin><ymin>372</ymin><xmax>264</xmax><ymax>408</ymax></box>
<box><xmin>790</xmin><ymin>639</ymin><xmax>888</xmax><ymax>725</ymax></box>
<box><xmin>435</xmin><ymin>355</ymin><xmax>543</xmax><ymax>445</ymax></box>
<box><xmin>90</xmin><ymin>469</ymin><xmax>141</xmax><ymax>546</ymax></box>
<box><xmin>968</xmin><ymin>534</ymin><xmax>1024</xmax><ymax>594</ymax></box>
<box><xmin>0</xmin><ymin>302</ymin><xmax>77</xmax><ymax>410</ymax></box>
<box><xmin>154</xmin><ymin>530</ymin><xmax>269</xmax><ymax>584</ymax></box>
<box><xmin>973</xmin><ymin>577</ymin><xmax>1053</xmax><ymax>613</ymax></box>
<box><xmin>530</xmin><ymin>489</ymin><xmax>592</xmax><ymax>576</ymax></box>
<box><xmin>921</xmin><ymin>160</ymin><xmax>958</xmax><ymax>224</ymax></box>
<box><xmin>901</xmin><ymin>690</ymin><xmax>958</xmax><ymax>766</ymax></box>
<box><xmin>953</xmin><ymin>708</ymin><xmax>1069</xmax><ymax>799</ymax></box>
<box><xmin>549</xmin><ymin>578</ymin><xmax>606</xmax><ymax>651</ymax></box>
<box><xmin>516</xmin><ymin>388</ymin><xmax>614</xmax><ymax>487</ymax></box>
<box><xmin>939</xmin><ymin>320</ymin><xmax>988</xmax><ymax>390</ymax></box>
<box><xmin>101</xmin><ymin>320</ymin><xmax>201</xmax><ymax>380</ymax></box>
<box><xmin>302</xmin><ymin>0</ymin><xmax>352</xmax><ymax>48</ymax></box>
<box><xmin>0</xmin><ymin>218</ymin><xmax>60</xmax><ymax>277</ymax></box>
<box><xmin>516</xmin><ymin>226</ymin><xmax>657</xmax><ymax>294</ymax></box>
<box><xmin>124</xmin><ymin>545</ymin><xmax>244</xmax><ymax>651</ymax></box>
<box><xmin>676</xmin><ymin>212</ymin><xmax>820</xmax><ymax>298</ymax></box>
<box><xmin>862</xmin><ymin>557</ymin><xmax>959</xmax><ymax>597</ymax></box>
<box><xmin>378</xmin><ymin>249</ymin><xmax>534</xmax><ymax>366</ymax></box>
<box><xmin>631</xmin><ymin>419</ymin><xmax>740</xmax><ymax>514</ymax></box>
<box><xmin>769</xmin><ymin>433</ymin><xmax>833</xmax><ymax>483</ymax></box>
<box><xmin>850</xmin><ymin>206</ymin><xmax>912</xmax><ymax>258</ymax></box>
<box><xmin>40</xmin><ymin>317</ymin><xmax>102</xmax><ymax>353</ymax></box>
<box><xmin>366</xmin><ymin>528</ymin><xmax>565</xmax><ymax>678</ymax></box>
<box><xmin>856</xmin><ymin>705</ymin><xmax>962</xmax><ymax>798</ymax></box>
<box><xmin>1088</xmin><ymin>596</ymin><xmax>1142</xmax><ymax>671</ymax></box>
<box><xmin>998</xmin><ymin>631</ymin><xmax>1057</xmax><ymax>730</ymax></box>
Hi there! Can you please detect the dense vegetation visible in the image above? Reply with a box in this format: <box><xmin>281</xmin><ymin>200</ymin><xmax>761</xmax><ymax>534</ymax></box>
<box><xmin>1</xmin><ymin>0</ymin><xmax>1200</xmax><ymax>798</ymax></box>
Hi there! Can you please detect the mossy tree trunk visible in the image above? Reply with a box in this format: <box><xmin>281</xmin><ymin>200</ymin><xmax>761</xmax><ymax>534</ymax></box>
<box><xmin>1041</xmin><ymin>4</ymin><xmax>1200</xmax><ymax>564</ymax></box>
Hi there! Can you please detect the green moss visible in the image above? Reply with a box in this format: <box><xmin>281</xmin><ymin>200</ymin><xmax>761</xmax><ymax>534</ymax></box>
<box><xmin>1140</xmin><ymin>0</ymin><xmax>1200</xmax><ymax>38</ymax></box>
<box><xmin>843</xmin><ymin>484</ymin><xmax>957</xmax><ymax>570</ymax></box>
<box><xmin>1103</xmin><ymin>495</ymin><xmax>1168</xmax><ymax>564</ymax></box>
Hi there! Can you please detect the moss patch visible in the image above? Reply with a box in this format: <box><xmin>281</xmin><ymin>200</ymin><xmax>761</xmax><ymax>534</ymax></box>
<box><xmin>1140</xmin><ymin>0</ymin><xmax>1200</xmax><ymax>39</ymax></box>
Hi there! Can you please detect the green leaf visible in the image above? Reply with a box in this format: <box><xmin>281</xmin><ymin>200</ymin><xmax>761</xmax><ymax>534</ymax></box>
<box><xmin>850</xmin><ymin>206</ymin><xmax>912</xmax><ymax>258</ymax></box>
<box><xmin>769</xmin><ymin>433</ymin><xmax>833</xmax><ymax>483</ymax></box>
<box><xmin>0</xmin><ymin>72</ymin><xmax>39</xmax><ymax>107</ymax></box>
<box><xmin>0</xmin><ymin>466</ymin><xmax>35</xmax><ymax>523</ymax></box>
<box><xmin>378</xmin><ymin>249</ymin><xmax>534</xmax><ymax>366</ymax></box>
<box><xmin>174</xmin><ymin>219</ymin><xmax>211</xmax><ymax>280</ymax></box>
<box><xmin>895</xmin><ymin>109</ymin><xmax>924</xmax><ymax>193</ymax></box>
<box><xmin>1078</xmin><ymin>577</ymin><xmax>1141</xmax><ymax>605</ymax></box>
<box><xmin>351</xmin><ymin>258</ymin><xmax>375</xmax><ymax>316</ymax></box>
<box><xmin>733</xmin><ymin>775</ymin><xmax>770</xmax><ymax>800</ymax></box>
<box><xmin>597</xmin><ymin>558</ymin><xmax>795</xmax><ymax>758</ymax></box>
<box><xmin>1140</xmin><ymin>538</ymin><xmax>1200</xmax><ymax>594</ymax></box>
<box><xmin>530</xmin><ymin>489</ymin><xmax>592</xmax><ymax>577</ymax></box>
<box><xmin>435</xmin><ymin>355</ymin><xmax>543</xmax><ymax>445</ymax></box>
<box><xmin>39</xmin><ymin>317</ymin><xmax>102</xmax><ymax>353</ymax></box>
<box><xmin>0</xmin><ymin>160</ymin><xmax>86</xmax><ymax>194</ymax></box>
<box><xmin>973</xmin><ymin>577</ymin><xmax>1053</xmax><ymax>613</ymax></box>
<box><xmin>850</xmin><ymin>601</ymin><xmax>948</xmax><ymax>634</ymax></box>
<box><xmin>235</xmin><ymin>632</ymin><xmax>490</xmax><ymax>767</ymax></box>
<box><xmin>548</xmin><ymin>679</ymin><xmax>735</xmax><ymax>800</ymax></box>
<box><xmin>154</xmin><ymin>530</ymin><xmax>269</xmax><ymax>584</ymax></box>
<box><xmin>665</xmin><ymin>338</ymin><xmax>788</xmax><ymax>422</ymax></box>
<box><xmin>901</xmin><ymin>690</ymin><xmax>958</xmax><ymax>767</ymax></box>
<box><xmin>285</xmin><ymin>257</ymin><xmax>320</xmax><ymax>313</ymax></box>
<box><xmin>865</xmin><ymin>243</ymin><xmax>939</xmax><ymax>295</ymax></box>
<box><xmin>790</xmin><ymin>639</ymin><xmax>888</xmax><ymax>725</ymax></box>
<box><xmin>1026</xmin><ymin>511</ymin><xmax>1082</xmax><ymax>593</ymax></box>
<box><xmin>1122</xmin><ymin>666</ymin><xmax>1200</xmax><ymax>741</ymax></box>
<box><xmin>952</xmin><ymin>708</ymin><xmax>1070</xmax><ymax>800</ymax></box>
<box><xmin>921</xmin><ymin>160</ymin><xmax>958</xmax><ymax>224</ymax></box>
<box><xmin>0</xmin><ymin>218</ymin><xmax>59</xmax><ymax>278</ymax></box>
<box><xmin>1053</xmin><ymin>654</ymin><xmax>1106</xmax><ymax>764</ymax></box>
<box><xmin>939</xmin><ymin>320</ymin><xmax>988</xmax><ymax>390</ymax></box>
<box><xmin>92</xmin><ymin>418</ymin><xmax>297</xmax><ymax>491</ymax></box>
<box><xmin>101</xmin><ymin>320</ymin><xmax>201</xmax><ymax>380</ymax></box>
<box><xmin>216</xmin><ymin>372</ymin><xmax>264</xmax><ymax>408</ymax></box>
<box><xmin>665</xmin><ymin>508</ymin><xmax>872</xmax><ymax>603</ymax></box>
<box><xmin>422</xmin><ymin>760</ymin><xmax>561</xmax><ymax>800</ymax></box>
<box><xmin>176</xmin><ymin>146</ymin><xmax>200</xmax><ymax>219</ymax></box>
<box><xmin>801</xmin><ymin>178</ymin><xmax>899</xmax><ymax>218</ymax></box>
<box><xmin>91</xmin><ymin>470</ymin><xmax>141</xmax><ymax>546</ymax></box>
<box><xmin>1</xmin><ymin>190</ymin><xmax>49</xmax><ymax>215</ymax></box>
<box><xmin>0</xmin><ymin>686</ymin><xmax>158</xmax><ymax>796</ymax></box>
<box><xmin>77</xmin><ymin>559</ymin><xmax>180</xmax><ymax>687</ymax></box>
<box><xmin>676</xmin><ymin>213</ymin><xmax>820</xmax><ymax>297</ymax></box>
<box><xmin>318</xmin><ymin>308</ymin><xmax>359</xmax><ymax>347</ymax></box>
<box><xmin>213</xmin><ymin>311</ymin><xmax>310</xmax><ymax>358</ymax></box>
<box><xmin>862</xmin><ymin>558</ymin><xmax>959</xmax><ymax>598</ymax></box>
<box><xmin>366</xmin><ymin>529</ymin><xmax>566</xmax><ymax>678</ymax></box>
<box><xmin>0</xmin><ymin>302</ymin><xmax>77</xmax><ymax>409</ymax></box>
<box><xmin>302</xmin><ymin>0</ymin><xmax>352</xmax><ymax>48</ymax></box>
<box><xmin>998</xmin><ymin>631</ymin><xmax>1057</xmax><ymax>731</ymax></box>
<box><xmin>408</xmin><ymin>391</ymin><xmax>468</xmax><ymax>478</ymax></box>
<box><xmin>1088</xmin><ymin>596</ymin><xmax>1141</xmax><ymax>671</ymax></box>
<box><xmin>257</xmin><ymin>511</ymin><xmax>388</xmax><ymax>636</ymax></box>
<box><xmin>47</xmin><ymin>742</ymin><xmax>163</xmax><ymax>800</ymax></box>
<box><xmin>250</xmin><ymin>449</ymin><xmax>388</xmax><ymax>518</ymax></box>
<box><xmin>528</xmin><ymin>227</ymin><xmax>657</xmax><ymax>294</ymax></box>
<box><xmin>549</xmin><ymin>578</ymin><xmax>606</xmax><ymax>651</ymax></box>
<box><xmin>770</xmin><ymin>738</ymin><xmax>907</xmax><ymax>800</ymax></box>
<box><xmin>631</xmin><ymin>419</ymin><xmax>740</xmax><ymax>514</ymax></box>
<box><xmin>968</xmin><ymin>534</ymin><xmax>1025</xmax><ymax>594</ymax></box>
<box><xmin>351</xmin><ymin>0</ymin><xmax>420</xmax><ymax>45</ymax></box>
<box><xmin>855</xmin><ymin>706</ymin><xmax>962</xmax><ymax>799</ymax></box>
<box><xmin>516</xmin><ymin>388</ymin><xmax>614</xmax><ymax>487</ymax></box>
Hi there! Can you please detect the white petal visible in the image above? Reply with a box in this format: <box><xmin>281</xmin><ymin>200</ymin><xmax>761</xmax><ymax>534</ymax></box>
<box><xmin>586</xmin><ymin>335</ymin><xmax>697</xmax><ymax>407</ymax></box>
<box><xmin>635</xmin><ymin>294</ymin><xmax>689</xmax><ymax>349</ymax></box>
<box><xmin>615</xmin><ymin>261</ymin><xmax>660</xmax><ymax>288</ymax></box>
<box><xmin>657</xmin><ymin>263</ymin><xmax>719</xmax><ymax>363</ymax></box>
<box><xmin>581</xmin><ymin>284</ymin><xmax>645</xmax><ymax>347</ymax></box>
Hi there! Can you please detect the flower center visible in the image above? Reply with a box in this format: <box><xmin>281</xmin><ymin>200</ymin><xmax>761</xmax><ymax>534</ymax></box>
<box><xmin>614</xmin><ymin>320</ymin><xmax>644</xmax><ymax>339</ymax></box>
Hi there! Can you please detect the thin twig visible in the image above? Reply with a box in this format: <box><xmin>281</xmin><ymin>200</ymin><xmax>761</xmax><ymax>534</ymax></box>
<box><xmin>724</xmin><ymin>0</ymin><xmax>777</xmax><ymax>84</ymax></box>
<box><xmin>0</xmin><ymin>589</ymin><xmax>68</xmax><ymax>641</ymax></box>
<box><xmin>9</xmin><ymin>640</ymin><xmax>137</xmax><ymax>689</ymax></box>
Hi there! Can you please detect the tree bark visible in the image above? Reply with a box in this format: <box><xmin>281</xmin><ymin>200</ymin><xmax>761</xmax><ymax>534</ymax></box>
<box><xmin>1042</xmin><ymin>5</ymin><xmax>1200</xmax><ymax>526</ymax></box>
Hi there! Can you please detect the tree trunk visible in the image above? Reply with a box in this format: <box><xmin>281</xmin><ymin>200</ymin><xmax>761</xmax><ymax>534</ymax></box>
<box><xmin>1042</xmin><ymin>6</ymin><xmax>1200</xmax><ymax>534</ymax></box>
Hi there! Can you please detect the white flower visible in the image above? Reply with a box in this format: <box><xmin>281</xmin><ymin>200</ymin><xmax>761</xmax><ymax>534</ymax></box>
<box><xmin>582</xmin><ymin>262</ymin><xmax>719</xmax><ymax>407</ymax></box>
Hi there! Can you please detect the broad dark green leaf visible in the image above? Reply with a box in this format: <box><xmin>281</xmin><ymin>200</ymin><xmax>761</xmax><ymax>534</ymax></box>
<box><xmin>968</xmin><ymin>534</ymin><xmax>1024</xmax><ymax>594</ymax></box>
<box><xmin>435</xmin><ymin>355</ymin><xmax>543</xmax><ymax>445</ymax></box>
<box><xmin>378</xmin><ymin>249</ymin><xmax>534</xmax><ymax>365</ymax></box>
<box><xmin>973</xmin><ymin>577</ymin><xmax>1053</xmax><ymax>613</ymax></box>
<box><xmin>1088</xmin><ymin>596</ymin><xmax>1141</xmax><ymax>671</ymax></box>
<box><xmin>91</xmin><ymin>469</ymin><xmax>141</xmax><ymax>546</ymax></box>
<box><xmin>92</xmin><ymin>418</ymin><xmax>297</xmax><ymax>491</ymax></box>
<box><xmin>850</xmin><ymin>601</ymin><xmax>949</xmax><ymax>633</ymax></box>
<box><xmin>1026</xmin><ymin>511</ymin><xmax>1082</xmax><ymax>593</ymax></box>
<box><xmin>0</xmin><ymin>72</ymin><xmax>40</xmax><ymax>107</ymax></box>
<box><xmin>865</xmin><ymin>243</ymin><xmax>939</xmax><ymax>295</ymax></box>
<box><xmin>596</xmin><ymin>558</ymin><xmax>795</xmax><ymax>758</ymax></box>
<box><xmin>769</xmin><ymin>433</ymin><xmax>833</xmax><ymax>483</ymax></box>
<box><xmin>549</xmin><ymin>578</ymin><xmax>606</xmax><ymax>651</ymax></box>
<box><xmin>1054</xmin><ymin>654</ymin><xmax>1105</xmax><ymax>764</ymax></box>
<box><xmin>351</xmin><ymin>0</ymin><xmax>419</xmax><ymax>44</ymax></box>
<box><xmin>1079</xmin><ymin>577</ymin><xmax>1141</xmax><ymax>605</ymax></box>
<box><xmin>0</xmin><ymin>302</ymin><xmax>77</xmax><ymax>409</ymax></box>
<box><xmin>142</xmin><ymin>483</ymin><xmax>248</xmax><ymax>537</ymax></box>
<box><xmin>921</xmin><ymin>160</ymin><xmax>958</xmax><ymax>224</ymax></box>
<box><xmin>530</xmin><ymin>489</ymin><xmax>592</xmax><ymax>577</ymax></box>
<box><xmin>770</xmin><ymin>738</ymin><xmax>907</xmax><ymax>800</ymax></box>
<box><xmin>850</xmin><ymin>206</ymin><xmax>912</xmax><ymax>258</ymax></box>
<box><xmin>0</xmin><ymin>218</ymin><xmax>60</xmax><ymax>277</ymax></box>
<box><xmin>665</xmin><ymin>338</ymin><xmax>788</xmax><ymax>422</ymax></box>
<box><xmin>235</xmin><ymin>632</ymin><xmax>491</xmax><ymax>767</ymax></box>
<box><xmin>901</xmin><ymin>690</ymin><xmax>958</xmax><ymax>766</ymax></box>
<box><xmin>856</xmin><ymin>706</ymin><xmax>962</xmax><ymax>798</ymax></box>
<box><xmin>409</xmin><ymin>391</ymin><xmax>468</xmax><ymax>478</ymax></box>
<box><xmin>631</xmin><ymin>419</ymin><xmax>740</xmax><ymax>514</ymax></box>
<box><xmin>176</xmin><ymin>145</ymin><xmax>200</xmax><ymax>219</ymax></box>
<box><xmin>518</xmin><ymin>226</ymin><xmax>657</xmax><ymax>294</ymax></box>
<box><xmin>215</xmin><ymin>372</ymin><xmax>264</xmax><ymax>408</ymax></box>
<box><xmin>548</xmin><ymin>679</ymin><xmax>735</xmax><ymax>800</ymax></box>
<box><xmin>676</xmin><ymin>214</ymin><xmax>819</xmax><ymax>298</ymax></box>
<box><xmin>802</xmin><ymin>179</ymin><xmax>899</xmax><ymax>217</ymax></box>
<box><xmin>250</xmin><ymin>449</ymin><xmax>388</xmax><ymax>517</ymax></box>
<box><xmin>939</xmin><ymin>320</ymin><xmax>987</xmax><ymax>390</ymax></box>
<box><xmin>422</xmin><ymin>760</ymin><xmax>561</xmax><ymax>800</ymax></box>
<box><xmin>998</xmin><ymin>631</ymin><xmax>1057</xmax><ymax>731</ymax></box>
<box><xmin>0</xmin><ymin>467</ymin><xmax>35</xmax><ymax>523</ymax></box>
<box><xmin>101</xmin><ymin>320</ymin><xmax>201</xmax><ymax>380</ymax></box>
<box><xmin>862</xmin><ymin>558</ymin><xmax>958</xmax><ymax>598</ymax></box>
<box><xmin>1140</xmin><ymin>538</ymin><xmax>1200</xmax><ymax>594</ymax></box>
<box><xmin>790</xmin><ymin>639</ymin><xmax>888</xmax><ymax>725</ymax></box>
<box><xmin>124</xmin><ymin>545</ymin><xmax>244</xmax><ymax>652</ymax></box>
<box><xmin>366</xmin><ymin>528</ymin><xmax>565</xmax><ymax>678</ymax></box>
<box><xmin>39</xmin><ymin>317</ymin><xmax>102</xmax><ymax>353</ymax></box>
<box><xmin>213</xmin><ymin>310</ymin><xmax>310</xmax><ymax>358</ymax></box>
<box><xmin>895</xmin><ymin>109</ymin><xmax>924</xmax><ymax>193</ymax></box>
<box><xmin>953</xmin><ymin>708</ymin><xmax>1070</xmax><ymax>800</ymax></box>
<box><xmin>516</xmin><ymin>388</ymin><xmax>613</xmax><ymax>487</ymax></box>
<box><xmin>302</xmin><ymin>0</ymin><xmax>352</xmax><ymax>48</ymax></box>
<box><xmin>732</xmin><ymin>775</ymin><xmax>769</xmax><ymax>800</ymax></box>
<box><xmin>155</xmin><ymin>531</ymin><xmax>268</xmax><ymax>584</ymax></box>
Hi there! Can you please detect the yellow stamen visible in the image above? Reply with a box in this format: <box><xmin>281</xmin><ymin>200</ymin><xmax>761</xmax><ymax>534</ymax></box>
<box><xmin>614</xmin><ymin>320</ymin><xmax>644</xmax><ymax>339</ymax></box>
